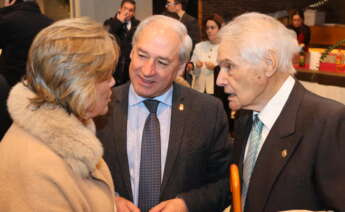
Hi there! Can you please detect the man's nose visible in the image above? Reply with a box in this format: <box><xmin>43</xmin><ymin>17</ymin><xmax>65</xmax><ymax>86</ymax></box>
<box><xmin>142</xmin><ymin>59</ymin><xmax>156</xmax><ymax>76</ymax></box>
<box><xmin>216</xmin><ymin>68</ymin><xmax>227</xmax><ymax>87</ymax></box>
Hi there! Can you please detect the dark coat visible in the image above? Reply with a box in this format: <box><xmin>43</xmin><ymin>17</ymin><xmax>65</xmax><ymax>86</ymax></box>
<box><xmin>0</xmin><ymin>2</ymin><xmax>53</xmax><ymax>87</ymax></box>
<box><xmin>104</xmin><ymin>16</ymin><xmax>140</xmax><ymax>86</ymax></box>
<box><xmin>180</xmin><ymin>12</ymin><xmax>201</xmax><ymax>47</ymax></box>
<box><xmin>96</xmin><ymin>83</ymin><xmax>231</xmax><ymax>212</ymax></box>
<box><xmin>234</xmin><ymin>81</ymin><xmax>345</xmax><ymax>212</ymax></box>
<box><xmin>0</xmin><ymin>74</ymin><xmax>11</xmax><ymax>140</ymax></box>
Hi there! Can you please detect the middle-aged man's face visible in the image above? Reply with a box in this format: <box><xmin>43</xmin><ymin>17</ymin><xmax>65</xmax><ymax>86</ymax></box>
<box><xmin>120</xmin><ymin>2</ymin><xmax>135</xmax><ymax>21</ymax></box>
<box><xmin>129</xmin><ymin>23</ymin><xmax>183</xmax><ymax>98</ymax></box>
<box><xmin>216</xmin><ymin>42</ymin><xmax>269</xmax><ymax>111</ymax></box>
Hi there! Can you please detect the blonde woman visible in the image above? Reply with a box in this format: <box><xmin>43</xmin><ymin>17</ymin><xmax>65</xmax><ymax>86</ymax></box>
<box><xmin>0</xmin><ymin>18</ymin><xmax>119</xmax><ymax>212</ymax></box>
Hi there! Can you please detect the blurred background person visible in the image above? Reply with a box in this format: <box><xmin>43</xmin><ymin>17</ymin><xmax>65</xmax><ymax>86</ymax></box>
<box><xmin>217</xmin><ymin>12</ymin><xmax>345</xmax><ymax>211</ymax></box>
<box><xmin>189</xmin><ymin>13</ymin><xmax>224</xmax><ymax>95</ymax></box>
<box><xmin>165</xmin><ymin>0</ymin><xmax>201</xmax><ymax>48</ymax></box>
<box><xmin>0</xmin><ymin>0</ymin><xmax>52</xmax><ymax>87</ymax></box>
<box><xmin>0</xmin><ymin>17</ymin><xmax>119</xmax><ymax>212</ymax></box>
<box><xmin>104</xmin><ymin>0</ymin><xmax>140</xmax><ymax>86</ymax></box>
<box><xmin>288</xmin><ymin>10</ymin><xmax>311</xmax><ymax>51</ymax></box>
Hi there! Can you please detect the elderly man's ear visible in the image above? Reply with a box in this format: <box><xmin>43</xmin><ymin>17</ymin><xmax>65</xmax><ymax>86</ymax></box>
<box><xmin>263</xmin><ymin>50</ymin><xmax>278</xmax><ymax>77</ymax></box>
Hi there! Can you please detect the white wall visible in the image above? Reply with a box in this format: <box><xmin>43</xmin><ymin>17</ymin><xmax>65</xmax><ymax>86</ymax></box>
<box><xmin>71</xmin><ymin>0</ymin><xmax>152</xmax><ymax>23</ymax></box>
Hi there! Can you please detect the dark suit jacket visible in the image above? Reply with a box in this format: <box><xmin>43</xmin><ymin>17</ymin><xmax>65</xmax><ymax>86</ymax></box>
<box><xmin>96</xmin><ymin>83</ymin><xmax>231</xmax><ymax>212</ymax></box>
<box><xmin>234</xmin><ymin>81</ymin><xmax>345</xmax><ymax>212</ymax></box>
<box><xmin>0</xmin><ymin>74</ymin><xmax>11</xmax><ymax>140</ymax></box>
<box><xmin>180</xmin><ymin>13</ymin><xmax>201</xmax><ymax>47</ymax></box>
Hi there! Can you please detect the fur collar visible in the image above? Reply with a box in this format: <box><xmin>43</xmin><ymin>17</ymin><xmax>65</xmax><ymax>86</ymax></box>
<box><xmin>7</xmin><ymin>83</ymin><xmax>103</xmax><ymax>178</ymax></box>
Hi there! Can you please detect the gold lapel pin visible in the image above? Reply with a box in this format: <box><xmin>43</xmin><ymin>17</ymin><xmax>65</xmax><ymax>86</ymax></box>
<box><xmin>281</xmin><ymin>149</ymin><xmax>288</xmax><ymax>158</ymax></box>
<box><xmin>179</xmin><ymin>104</ymin><xmax>184</xmax><ymax>111</ymax></box>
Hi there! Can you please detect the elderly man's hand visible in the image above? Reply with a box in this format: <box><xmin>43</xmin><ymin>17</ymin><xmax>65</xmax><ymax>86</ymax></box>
<box><xmin>149</xmin><ymin>198</ymin><xmax>188</xmax><ymax>212</ymax></box>
<box><xmin>115</xmin><ymin>196</ymin><xmax>140</xmax><ymax>212</ymax></box>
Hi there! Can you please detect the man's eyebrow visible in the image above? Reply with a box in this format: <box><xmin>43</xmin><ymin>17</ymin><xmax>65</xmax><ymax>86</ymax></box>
<box><xmin>137</xmin><ymin>48</ymin><xmax>148</xmax><ymax>54</ymax></box>
<box><xmin>157</xmin><ymin>56</ymin><xmax>170</xmax><ymax>63</ymax></box>
<box><xmin>218</xmin><ymin>58</ymin><xmax>232</xmax><ymax>65</ymax></box>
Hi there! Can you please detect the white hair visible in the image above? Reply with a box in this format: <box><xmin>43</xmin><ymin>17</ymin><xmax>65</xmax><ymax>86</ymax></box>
<box><xmin>132</xmin><ymin>15</ymin><xmax>193</xmax><ymax>64</ymax></box>
<box><xmin>219</xmin><ymin>12</ymin><xmax>300</xmax><ymax>74</ymax></box>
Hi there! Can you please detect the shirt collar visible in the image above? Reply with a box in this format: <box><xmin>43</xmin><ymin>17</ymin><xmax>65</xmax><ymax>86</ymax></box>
<box><xmin>258</xmin><ymin>75</ymin><xmax>295</xmax><ymax>130</ymax></box>
<box><xmin>128</xmin><ymin>84</ymin><xmax>173</xmax><ymax>107</ymax></box>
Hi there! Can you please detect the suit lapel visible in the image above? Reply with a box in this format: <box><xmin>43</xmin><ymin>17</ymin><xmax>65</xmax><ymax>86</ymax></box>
<box><xmin>245</xmin><ymin>82</ymin><xmax>306</xmax><ymax>212</ymax></box>
<box><xmin>112</xmin><ymin>83</ymin><xmax>133</xmax><ymax>200</ymax></box>
<box><xmin>234</xmin><ymin>110</ymin><xmax>253</xmax><ymax>173</ymax></box>
<box><xmin>161</xmin><ymin>84</ymin><xmax>186</xmax><ymax>194</ymax></box>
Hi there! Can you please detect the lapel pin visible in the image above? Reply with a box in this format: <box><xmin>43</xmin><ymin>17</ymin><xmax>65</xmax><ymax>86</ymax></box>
<box><xmin>281</xmin><ymin>149</ymin><xmax>288</xmax><ymax>158</ymax></box>
<box><xmin>179</xmin><ymin>104</ymin><xmax>184</xmax><ymax>111</ymax></box>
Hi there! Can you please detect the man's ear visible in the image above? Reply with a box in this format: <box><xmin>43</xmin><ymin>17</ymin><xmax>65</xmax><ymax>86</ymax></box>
<box><xmin>264</xmin><ymin>50</ymin><xmax>278</xmax><ymax>77</ymax></box>
<box><xmin>176</xmin><ymin>63</ymin><xmax>186</xmax><ymax>77</ymax></box>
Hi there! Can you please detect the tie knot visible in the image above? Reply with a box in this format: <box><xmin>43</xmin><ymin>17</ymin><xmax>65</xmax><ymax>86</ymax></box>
<box><xmin>253</xmin><ymin>114</ymin><xmax>264</xmax><ymax>132</ymax></box>
<box><xmin>144</xmin><ymin>99</ymin><xmax>160</xmax><ymax>114</ymax></box>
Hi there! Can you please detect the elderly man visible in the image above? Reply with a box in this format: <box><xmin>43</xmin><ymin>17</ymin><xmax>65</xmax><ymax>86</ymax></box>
<box><xmin>216</xmin><ymin>12</ymin><xmax>345</xmax><ymax>212</ymax></box>
<box><xmin>96</xmin><ymin>15</ymin><xmax>231</xmax><ymax>212</ymax></box>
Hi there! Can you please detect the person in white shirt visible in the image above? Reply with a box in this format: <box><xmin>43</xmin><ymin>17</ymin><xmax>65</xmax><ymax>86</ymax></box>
<box><xmin>188</xmin><ymin>14</ymin><xmax>224</xmax><ymax>94</ymax></box>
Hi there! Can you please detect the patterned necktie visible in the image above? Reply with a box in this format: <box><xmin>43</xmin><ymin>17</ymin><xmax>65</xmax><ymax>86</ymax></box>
<box><xmin>241</xmin><ymin>114</ymin><xmax>264</xmax><ymax>210</ymax></box>
<box><xmin>138</xmin><ymin>99</ymin><xmax>161</xmax><ymax>212</ymax></box>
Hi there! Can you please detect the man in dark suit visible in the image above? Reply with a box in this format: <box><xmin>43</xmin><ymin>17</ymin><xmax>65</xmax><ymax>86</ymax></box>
<box><xmin>96</xmin><ymin>15</ymin><xmax>231</xmax><ymax>212</ymax></box>
<box><xmin>216</xmin><ymin>12</ymin><xmax>345</xmax><ymax>212</ymax></box>
<box><xmin>165</xmin><ymin>0</ymin><xmax>201</xmax><ymax>47</ymax></box>
<box><xmin>104</xmin><ymin>0</ymin><xmax>140</xmax><ymax>86</ymax></box>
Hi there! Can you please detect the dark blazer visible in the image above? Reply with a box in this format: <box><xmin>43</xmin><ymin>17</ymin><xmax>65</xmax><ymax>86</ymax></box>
<box><xmin>104</xmin><ymin>16</ymin><xmax>140</xmax><ymax>85</ymax></box>
<box><xmin>96</xmin><ymin>83</ymin><xmax>231</xmax><ymax>212</ymax></box>
<box><xmin>180</xmin><ymin>13</ymin><xmax>201</xmax><ymax>47</ymax></box>
<box><xmin>0</xmin><ymin>74</ymin><xmax>11</xmax><ymax>140</ymax></box>
<box><xmin>234</xmin><ymin>81</ymin><xmax>345</xmax><ymax>212</ymax></box>
<box><xmin>0</xmin><ymin>2</ymin><xmax>53</xmax><ymax>87</ymax></box>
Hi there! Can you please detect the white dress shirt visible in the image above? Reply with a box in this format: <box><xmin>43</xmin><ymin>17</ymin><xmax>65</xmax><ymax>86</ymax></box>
<box><xmin>244</xmin><ymin>76</ymin><xmax>296</xmax><ymax>161</ymax></box>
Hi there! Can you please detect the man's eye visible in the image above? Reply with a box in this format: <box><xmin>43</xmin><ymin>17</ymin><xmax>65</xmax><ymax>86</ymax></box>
<box><xmin>158</xmin><ymin>60</ymin><xmax>168</xmax><ymax>66</ymax></box>
<box><xmin>138</xmin><ymin>53</ymin><xmax>147</xmax><ymax>58</ymax></box>
<box><xmin>221</xmin><ymin>63</ymin><xmax>233</xmax><ymax>73</ymax></box>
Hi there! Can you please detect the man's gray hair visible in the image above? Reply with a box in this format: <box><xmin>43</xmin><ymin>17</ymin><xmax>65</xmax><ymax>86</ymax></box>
<box><xmin>219</xmin><ymin>12</ymin><xmax>300</xmax><ymax>74</ymax></box>
<box><xmin>132</xmin><ymin>15</ymin><xmax>193</xmax><ymax>64</ymax></box>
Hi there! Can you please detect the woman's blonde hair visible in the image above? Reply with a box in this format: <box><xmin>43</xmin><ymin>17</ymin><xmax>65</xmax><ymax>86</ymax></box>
<box><xmin>25</xmin><ymin>17</ymin><xmax>119</xmax><ymax>119</ymax></box>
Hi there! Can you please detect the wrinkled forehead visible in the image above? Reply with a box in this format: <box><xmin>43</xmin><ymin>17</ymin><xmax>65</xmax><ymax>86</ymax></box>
<box><xmin>217</xmin><ymin>38</ymin><xmax>240</xmax><ymax>62</ymax></box>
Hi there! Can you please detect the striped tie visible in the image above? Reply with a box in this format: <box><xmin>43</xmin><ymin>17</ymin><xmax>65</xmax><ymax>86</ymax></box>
<box><xmin>241</xmin><ymin>114</ymin><xmax>264</xmax><ymax>210</ymax></box>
